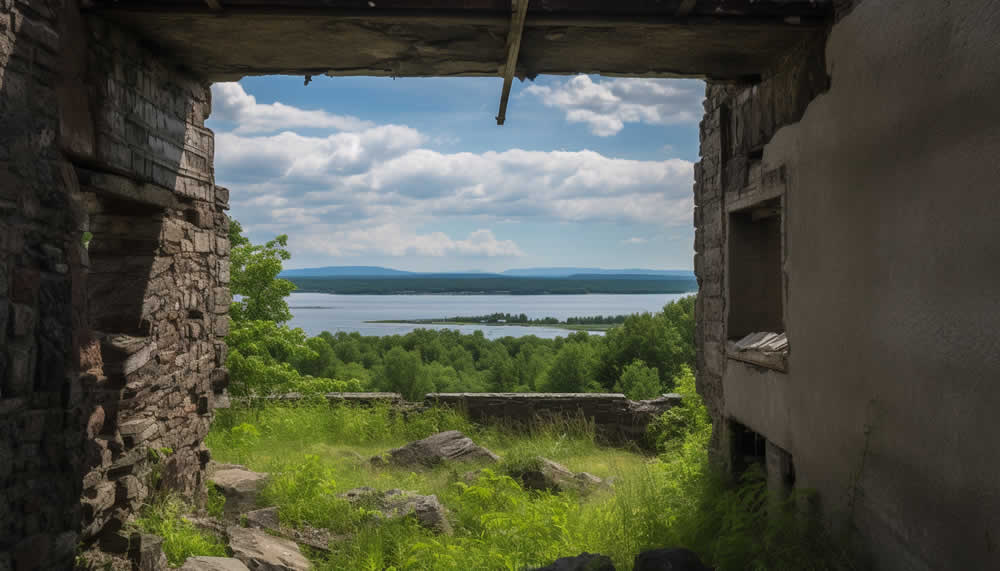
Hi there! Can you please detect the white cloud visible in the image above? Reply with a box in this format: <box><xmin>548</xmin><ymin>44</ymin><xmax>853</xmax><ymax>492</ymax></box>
<box><xmin>298</xmin><ymin>225</ymin><xmax>524</xmax><ymax>258</ymax></box>
<box><xmin>211</xmin><ymin>82</ymin><xmax>374</xmax><ymax>134</ymax></box>
<box><xmin>622</xmin><ymin>237</ymin><xmax>647</xmax><ymax>245</ymax></box>
<box><xmin>524</xmin><ymin>76</ymin><xmax>704</xmax><ymax>136</ymax></box>
<box><xmin>212</xmin><ymin>85</ymin><xmax>698</xmax><ymax>262</ymax></box>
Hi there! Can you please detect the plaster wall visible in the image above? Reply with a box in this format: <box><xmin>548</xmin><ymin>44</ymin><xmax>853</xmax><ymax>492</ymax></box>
<box><xmin>706</xmin><ymin>0</ymin><xmax>1000</xmax><ymax>568</ymax></box>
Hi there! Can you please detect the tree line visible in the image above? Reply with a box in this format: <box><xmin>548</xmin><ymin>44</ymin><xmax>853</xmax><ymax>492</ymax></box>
<box><xmin>225</xmin><ymin>220</ymin><xmax>696</xmax><ymax>402</ymax></box>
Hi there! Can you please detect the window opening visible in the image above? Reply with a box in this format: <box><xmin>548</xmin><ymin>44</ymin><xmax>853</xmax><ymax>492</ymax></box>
<box><xmin>727</xmin><ymin>197</ymin><xmax>787</xmax><ymax>370</ymax></box>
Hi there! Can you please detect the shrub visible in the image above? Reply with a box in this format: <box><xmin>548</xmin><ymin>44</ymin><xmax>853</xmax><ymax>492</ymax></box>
<box><xmin>133</xmin><ymin>495</ymin><xmax>227</xmax><ymax>566</ymax></box>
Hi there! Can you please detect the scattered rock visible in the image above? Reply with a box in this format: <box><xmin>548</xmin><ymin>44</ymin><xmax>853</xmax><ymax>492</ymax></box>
<box><xmin>633</xmin><ymin>548</ymin><xmax>711</xmax><ymax>571</ymax></box>
<box><xmin>184</xmin><ymin>515</ymin><xmax>228</xmax><ymax>538</ymax></box>
<box><xmin>227</xmin><ymin>526</ymin><xmax>311</xmax><ymax>571</ymax></box>
<box><xmin>180</xmin><ymin>556</ymin><xmax>251</xmax><ymax>571</ymax></box>
<box><xmin>338</xmin><ymin>487</ymin><xmax>452</xmax><ymax>534</ymax></box>
<box><xmin>245</xmin><ymin>507</ymin><xmax>280</xmax><ymax>530</ymax></box>
<box><xmin>532</xmin><ymin>552</ymin><xmax>616</xmax><ymax>570</ymax></box>
<box><xmin>243</xmin><ymin>507</ymin><xmax>337</xmax><ymax>554</ymax></box>
<box><xmin>371</xmin><ymin>430</ymin><xmax>499</xmax><ymax>468</ymax></box>
<box><xmin>504</xmin><ymin>457</ymin><xmax>608</xmax><ymax>493</ymax></box>
<box><xmin>210</xmin><ymin>466</ymin><xmax>269</xmax><ymax>516</ymax></box>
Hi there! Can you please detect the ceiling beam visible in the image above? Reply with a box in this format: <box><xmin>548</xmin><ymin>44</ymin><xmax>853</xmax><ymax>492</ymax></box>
<box><xmin>496</xmin><ymin>0</ymin><xmax>530</xmax><ymax>126</ymax></box>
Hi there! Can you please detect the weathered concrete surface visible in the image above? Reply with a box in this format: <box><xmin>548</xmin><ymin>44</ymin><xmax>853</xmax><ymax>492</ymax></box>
<box><xmin>694</xmin><ymin>1</ymin><xmax>1000</xmax><ymax>569</ymax></box>
<box><xmin>89</xmin><ymin>1</ymin><xmax>831</xmax><ymax>81</ymax></box>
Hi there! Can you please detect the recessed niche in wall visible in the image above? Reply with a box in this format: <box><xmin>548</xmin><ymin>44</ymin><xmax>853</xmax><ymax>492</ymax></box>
<box><xmin>729</xmin><ymin>419</ymin><xmax>767</xmax><ymax>478</ymax></box>
<box><xmin>727</xmin><ymin>197</ymin><xmax>788</xmax><ymax>371</ymax></box>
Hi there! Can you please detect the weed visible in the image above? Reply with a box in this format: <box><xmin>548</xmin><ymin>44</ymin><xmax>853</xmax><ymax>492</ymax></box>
<box><xmin>133</xmin><ymin>495</ymin><xmax>227</xmax><ymax>567</ymax></box>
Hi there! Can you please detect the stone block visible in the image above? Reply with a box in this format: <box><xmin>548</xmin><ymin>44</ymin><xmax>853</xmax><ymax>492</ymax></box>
<box><xmin>217</xmin><ymin>260</ymin><xmax>230</xmax><ymax>284</ymax></box>
<box><xmin>214</xmin><ymin>315</ymin><xmax>229</xmax><ymax>337</ymax></box>
<box><xmin>192</xmin><ymin>231</ymin><xmax>212</xmax><ymax>253</ymax></box>
<box><xmin>10</xmin><ymin>303</ymin><xmax>34</xmax><ymax>338</ymax></box>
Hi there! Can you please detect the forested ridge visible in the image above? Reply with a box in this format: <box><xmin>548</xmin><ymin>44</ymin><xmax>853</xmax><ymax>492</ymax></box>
<box><xmin>225</xmin><ymin>220</ymin><xmax>695</xmax><ymax>401</ymax></box>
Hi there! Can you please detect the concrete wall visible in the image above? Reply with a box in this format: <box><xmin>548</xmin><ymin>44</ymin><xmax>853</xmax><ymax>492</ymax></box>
<box><xmin>695</xmin><ymin>0</ymin><xmax>1000</xmax><ymax>569</ymax></box>
<box><xmin>0</xmin><ymin>2</ymin><xmax>229</xmax><ymax>567</ymax></box>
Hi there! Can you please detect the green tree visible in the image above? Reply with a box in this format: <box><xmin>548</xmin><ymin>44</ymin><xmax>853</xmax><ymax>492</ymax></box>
<box><xmin>542</xmin><ymin>341</ymin><xmax>600</xmax><ymax>393</ymax></box>
<box><xmin>378</xmin><ymin>346</ymin><xmax>425</xmax><ymax>400</ymax></box>
<box><xmin>228</xmin><ymin>219</ymin><xmax>296</xmax><ymax>323</ymax></box>
<box><xmin>614</xmin><ymin>359</ymin><xmax>662</xmax><ymax>400</ymax></box>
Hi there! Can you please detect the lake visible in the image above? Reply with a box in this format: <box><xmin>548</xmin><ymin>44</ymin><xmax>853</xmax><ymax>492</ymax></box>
<box><xmin>286</xmin><ymin>292</ymin><xmax>695</xmax><ymax>339</ymax></box>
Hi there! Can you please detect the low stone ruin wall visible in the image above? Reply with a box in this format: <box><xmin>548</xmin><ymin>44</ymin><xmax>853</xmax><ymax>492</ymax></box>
<box><xmin>306</xmin><ymin>392</ymin><xmax>682</xmax><ymax>446</ymax></box>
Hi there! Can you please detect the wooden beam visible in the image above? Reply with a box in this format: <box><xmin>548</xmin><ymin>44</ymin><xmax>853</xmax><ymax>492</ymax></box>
<box><xmin>496</xmin><ymin>0</ymin><xmax>530</xmax><ymax>126</ymax></box>
<box><xmin>676</xmin><ymin>0</ymin><xmax>698</xmax><ymax>17</ymax></box>
<box><xmin>204</xmin><ymin>0</ymin><xmax>222</xmax><ymax>10</ymax></box>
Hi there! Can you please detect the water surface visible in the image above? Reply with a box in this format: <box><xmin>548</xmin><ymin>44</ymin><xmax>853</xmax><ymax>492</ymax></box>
<box><xmin>286</xmin><ymin>292</ymin><xmax>694</xmax><ymax>339</ymax></box>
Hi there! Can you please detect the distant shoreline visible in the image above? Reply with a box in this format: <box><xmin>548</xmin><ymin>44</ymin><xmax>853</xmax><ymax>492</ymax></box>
<box><xmin>288</xmin><ymin>276</ymin><xmax>697</xmax><ymax>296</ymax></box>
<box><xmin>365</xmin><ymin>320</ymin><xmax>614</xmax><ymax>331</ymax></box>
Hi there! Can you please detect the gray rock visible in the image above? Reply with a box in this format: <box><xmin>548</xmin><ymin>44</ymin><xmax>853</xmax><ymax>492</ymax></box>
<box><xmin>227</xmin><ymin>526</ymin><xmax>311</xmax><ymax>571</ymax></box>
<box><xmin>633</xmin><ymin>548</ymin><xmax>711</xmax><ymax>571</ymax></box>
<box><xmin>180</xmin><ymin>557</ymin><xmax>251</xmax><ymax>571</ymax></box>
<box><xmin>210</xmin><ymin>467</ymin><xmax>269</xmax><ymax>516</ymax></box>
<box><xmin>371</xmin><ymin>430</ymin><xmax>499</xmax><ymax>468</ymax></box>
<box><xmin>505</xmin><ymin>457</ymin><xmax>607</xmax><ymax>493</ymax></box>
<box><xmin>243</xmin><ymin>506</ymin><xmax>337</xmax><ymax>554</ymax></box>
<box><xmin>338</xmin><ymin>487</ymin><xmax>452</xmax><ymax>534</ymax></box>
<box><xmin>532</xmin><ymin>552</ymin><xmax>616</xmax><ymax>571</ymax></box>
<box><xmin>244</xmin><ymin>507</ymin><xmax>280</xmax><ymax>530</ymax></box>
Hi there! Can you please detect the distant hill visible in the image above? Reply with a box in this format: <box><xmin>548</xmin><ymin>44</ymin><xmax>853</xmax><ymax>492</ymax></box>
<box><xmin>280</xmin><ymin>265</ymin><xmax>696</xmax><ymax>281</ymax></box>
<box><xmin>502</xmin><ymin>267</ymin><xmax>694</xmax><ymax>278</ymax></box>
<box><xmin>280</xmin><ymin>266</ymin><xmax>415</xmax><ymax>277</ymax></box>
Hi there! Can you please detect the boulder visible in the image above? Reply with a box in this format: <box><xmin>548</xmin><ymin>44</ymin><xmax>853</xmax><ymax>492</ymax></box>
<box><xmin>244</xmin><ymin>507</ymin><xmax>337</xmax><ymax>554</ymax></box>
<box><xmin>532</xmin><ymin>552</ymin><xmax>616</xmax><ymax>571</ymax></box>
<box><xmin>633</xmin><ymin>548</ymin><xmax>711</xmax><ymax>571</ymax></box>
<box><xmin>338</xmin><ymin>487</ymin><xmax>452</xmax><ymax>534</ymax></box>
<box><xmin>504</xmin><ymin>457</ymin><xmax>607</xmax><ymax>493</ymax></box>
<box><xmin>371</xmin><ymin>430</ymin><xmax>499</xmax><ymax>468</ymax></box>
<box><xmin>227</xmin><ymin>526</ymin><xmax>311</xmax><ymax>571</ymax></box>
<box><xmin>244</xmin><ymin>507</ymin><xmax>280</xmax><ymax>530</ymax></box>
<box><xmin>210</xmin><ymin>466</ymin><xmax>269</xmax><ymax>516</ymax></box>
<box><xmin>180</xmin><ymin>557</ymin><xmax>251</xmax><ymax>571</ymax></box>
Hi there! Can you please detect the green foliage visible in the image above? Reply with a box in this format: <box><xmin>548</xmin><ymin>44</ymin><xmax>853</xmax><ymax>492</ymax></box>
<box><xmin>646</xmin><ymin>366</ymin><xmax>707</xmax><ymax>453</ymax></box>
<box><xmin>614</xmin><ymin>359</ymin><xmax>662</xmax><ymax>400</ymax></box>
<box><xmin>205</xmin><ymin>483</ymin><xmax>226</xmax><ymax>519</ymax></box>
<box><xmin>133</xmin><ymin>495</ymin><xmax>227</xmax><ymax>566</ymax></box>
<box><xmin>378</xmin><ymin>346</ymin><xmax>430</xmax><ymax>401</ymax></box>
<box><xmin>542</xmin><ymin>341</ymin><xmax>600</xmax><ymax>393</ymax></box>
<box><xmin>228</xmin><ymin>219</ymin><xmax>297</xmax><ymax>324</ymax></box>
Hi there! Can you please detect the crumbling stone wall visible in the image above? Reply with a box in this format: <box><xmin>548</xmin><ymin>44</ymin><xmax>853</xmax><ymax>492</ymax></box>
<box><xmin>692</xmin><ymin>36</ymin><xmax>828</xmax><ymax>454</ymax></box>
<box><xmin>1</xmin><ymin>1</ymin><xmax>228</xmax><ymax>567</ymax></box>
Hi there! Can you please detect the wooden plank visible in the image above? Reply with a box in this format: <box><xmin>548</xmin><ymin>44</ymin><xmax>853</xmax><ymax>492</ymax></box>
<box><xmin>496</xmin><ymin>0</ymin><xmax>530</xmax><ymax>126</ymax></box>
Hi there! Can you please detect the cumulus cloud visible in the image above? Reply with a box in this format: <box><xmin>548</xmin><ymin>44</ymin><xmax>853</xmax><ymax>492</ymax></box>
<box><xmin>524</xmin><ymin>76</ymin><xmax>703</xmax><ymax>136</ymax></box>
<box><xmin>621</xmin><ymin>237</ymin><xmax>648</xmax><ymax>245</ymax></box>
<box><xmin>298</xmin><ymin>225</ymin><xmax>524</xmax><ymax>258</ymax></box>
<box><xmin>211</xmin><ymin>82</ymin><xmax>374</xmax><ymax>134</ymax></box>
<box><xmin>212</xmin><ymin>86</ymin><xmax>698</xmax><ymax>261</ymax></box>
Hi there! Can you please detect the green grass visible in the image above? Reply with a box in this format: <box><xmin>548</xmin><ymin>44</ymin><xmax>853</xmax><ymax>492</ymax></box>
<box><xmin>197</xmin><ymin>393</ymin><xmax>855</xmax><ymax>571</ymax></box>
<box><xmin>133</xmin><ymin>495</ymin><xmax>228</xmax><ymax>566</ymax></box>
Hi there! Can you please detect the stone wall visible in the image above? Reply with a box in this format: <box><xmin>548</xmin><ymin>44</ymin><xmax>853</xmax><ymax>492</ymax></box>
<box><xmin>692</xmin><ymin>34</ymin><xmax>828</xmax><ymax>454</ymax></box>
<box><xmin>427</xmin><ymin>393</ymin><xmax>681</xmax><ymax>444</ymax></box>
<box><xmin>0</xmin><ymin>2</ymin><xmax>228</xmax><ymax>567</ymax></box>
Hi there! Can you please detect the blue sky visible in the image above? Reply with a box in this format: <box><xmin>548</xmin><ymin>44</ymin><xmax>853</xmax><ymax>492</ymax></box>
<box><xmin>208</xmin><ymin>74</ymin><xmax>704</xmax><ymax>272</ymax></box>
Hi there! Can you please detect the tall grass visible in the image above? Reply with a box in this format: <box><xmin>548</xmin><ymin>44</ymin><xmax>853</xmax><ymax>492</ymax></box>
<box><xmin>198</xmin><ymin>389</ymin><xmax>854</xmax><ymax>571</ymax></box>
<box><xmin>132</xmin><ymin>495</ymin><xmax>228</xmax><ymax>566</ymax></box>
